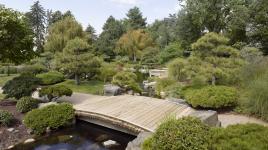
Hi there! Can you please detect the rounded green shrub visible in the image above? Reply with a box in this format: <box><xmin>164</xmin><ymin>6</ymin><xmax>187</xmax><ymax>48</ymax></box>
<box><xmin>16</xmin><ymin>97</ymin><xmax>39</xmax><ymax>113</ymax></box>
<box><xmin>37</xmin><ymin>71</ymin><xmax>65</xmax><ymax>85</ymax></box>
<box><xmin>112</xmin><ymin>71</ymin><xmax>142</xmax><ymax>93</ymax></box>
<box><xmin>0</xmin><ymin>110</ymin><xmax>14</xmax><ymax>126</ymax></box>
<box><xmin>23</xmin><ymin>103</ymin><xmax>75</xmax><ymax>135</ymax></box>
<box><xmin>39</xmin><ymin>85</ymin><xmax>73</xmax><ymax>101</ymax></box>
<box><xmin>143</xmin><ymin>117</ymin><xmax>210</xmax><ymax>150</ymax></box>
<box><xmin>185</xmin><ymin>86</ymin><xmax>238</xmax><ymax>109</ymax></box>
<box><xmin>211</xmin><ymin>124</ymin><xmax>268</xmax><ymax>150</ymax></box>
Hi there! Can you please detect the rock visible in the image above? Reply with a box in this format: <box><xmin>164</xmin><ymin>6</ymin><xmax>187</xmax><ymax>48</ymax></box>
<box><xmin>104</xmin><ymin>84</ymin><xmax>123</xmax><ymax>96</ymax></box>
<box><xmin>103</xmin><ymin>140</ymin><xmax>118</xmax><ymax>148</ymax></box>
<box><xmin>24</xmin><ymin>138</ymin><xmax>35</xmax><ymax>144</ymax></box>
<box><xmin>27</xmin><ymin>129</ymin><xmax>34</xmax><ymax>134</ymax></box>
<box><xmin>14</xmin><ymin>130</ymin><xmax>19</xmax><ymax>133</ymax></box>
<box><xmin>96</xmin><ymin>134</ymin><xmax>108</xmax><ymax>142</ymax></box>
<box><xmin>7</xmin><ymin>128</ymin><xmax>14</xmax><ymax>132</ymax></box>
<box><xmin>38</xmin><ymin>102</ymin><xmax>58</xmax><ymax>108</ymax></box>
<box><xmin>126</xmin><ymin>132</ymin><xmax>153</xmax><ymax>150</ymax></box>
<box><xmin>7</xmin><ymin>145</ymin><xmax>14</xmax><ymax>149</ymax></box>
<box><xmin>46</xmin><ymin>127</ymin><xmax>51</xmax><ymax>133</ymax></box>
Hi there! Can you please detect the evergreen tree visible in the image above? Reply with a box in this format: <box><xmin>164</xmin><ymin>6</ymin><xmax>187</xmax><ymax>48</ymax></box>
<box><xmin>85</xmin><ymin>24</ymin><xmax>97</xmax><ymax>45</ymax></box>
<box><xmin>125</xmin><ymin>7</ymin><xmax>147</xmax><ymax>30</ymax></box>
<box><xmin>26</xmin><ymin>1</ymin><xmax>46</xmax><ymax>53</ymax></box>
<box><xmin>96</xmin><ymin>16</ymin><xmax>125</xmax><ymax>60</ymax></box>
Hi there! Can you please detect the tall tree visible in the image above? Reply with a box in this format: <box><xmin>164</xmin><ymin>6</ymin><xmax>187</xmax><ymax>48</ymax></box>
<box><xmin>0</xmin><ymin>6</ymin><xmax>34</xmax><ymax>64</ymax></box>
<box><xmin>44</xmin><ymin>17</ymin><xmax>85</xmax><ymax>53</ymax></box>
<box><xmin>125</xmin><ymin>7</ymin><xmax>147</xmax><ymax>30</ymax></box>
<box><xmin>26</xmin><ymin>1</ymin><xmax>46</xmax><ymax>53</ymax></box>
<box><xmin>116</xmin><ymin>29</ymin><xmax>154</xmax><ymax>62</ymax></box>
<box><xmin>56</xmin><ymin>38</ymin><xmax>101</xmax><ymax>85</ymax></box>
<box><xmin>95</xmin><ymin>16</ymin><xmax>125</xmax><ymax>60</ymax></box>
<box><xmin>85</xmin><ymin>24</ymin><xmax>97</xmax><ymax>45</ymax></box>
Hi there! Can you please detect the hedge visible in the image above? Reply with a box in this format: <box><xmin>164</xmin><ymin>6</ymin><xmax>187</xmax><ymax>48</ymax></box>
<box><xmin>184</xmin><ymin>86</ymin><xmax>238</xmax><ymax>109</ymax></box>
<box><xmin>16</xmin><ymin>97</ymin><xmax>39</xmax><ymax>113</ymax></box>
<box><xmin>0</xmin><ymin>110</ymin><xmax>14</xmax><ymax>126</ymax></box>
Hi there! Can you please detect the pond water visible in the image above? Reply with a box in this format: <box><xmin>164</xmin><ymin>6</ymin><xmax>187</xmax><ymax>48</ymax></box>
<box><xmin>12</xmin><ymin>121</ymin><xmax>136</xmax><ymax>150</ymax></box>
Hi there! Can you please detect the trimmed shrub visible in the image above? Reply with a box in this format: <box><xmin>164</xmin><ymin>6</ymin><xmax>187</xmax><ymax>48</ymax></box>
<box><xmin>0</xmin><ymin>110</ymin><xmax>14</xmax><ymax>126</ymax></box>
<box><xmin>20</xmin><ymin>64</ymin><xmax>48</xmax><ymax>75</ymax></box>
<box><xmin>23</xmin><ymin>103</ymin><xmax>75</xmax><ymax>135</ymax></box>
<box><xmin>112</xmin><ymin>72</ymin><xmax>142</xmax><ymax>93</ymax></box>
<box><xmin>143</xmin><ymin>117</ymin><xmax>210</xmax><ymax>150</ymax></box>
<box><xmin>37</xmin><ymin>71</ymin><xmax>65</xmax><ymax>85</ymax></box>
<box><xmin>211</xmin><ymin>124</ymin><xmax>268</xmax><ymax>150</ymax></box>
<box><xmin>168</xmin><ymin>58</ymin><xmax>188</xmax><ymax>81</ymax></box>
<box><xmin>184</xmin><ymin>86</ymin><xmax>238</xmax><ymax>109</ymax></box>
<box><xmin>16</xmin><ymin>97</ymin><xmax>39</xmax><ymax>113</ymax></box>
<box><xmin>155</xmin><ymin>78</ymin><xmax>182</xmax><ymax>98</ymax></box>
<box><xmin>39</xmin><ymin>85</ymin><xmax>73</xmax><ymax>102</ymax></box>
<box><xmin>2</xmin><ymin>73</ymin><xmax>41</xmax><ymax>99</ymax></box>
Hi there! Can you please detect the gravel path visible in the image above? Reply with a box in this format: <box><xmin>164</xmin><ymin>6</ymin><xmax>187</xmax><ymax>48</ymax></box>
<box><xmin>218</xmin><ymin>113</ymin><xmax>268</xmax><ymax>127</ymax></box>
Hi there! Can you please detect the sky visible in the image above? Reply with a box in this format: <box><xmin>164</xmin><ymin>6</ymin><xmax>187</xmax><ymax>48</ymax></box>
<box><xmin>1</xmin><ymin>0</ymin><xmax>180</xmax><ymax>34</ymax></box>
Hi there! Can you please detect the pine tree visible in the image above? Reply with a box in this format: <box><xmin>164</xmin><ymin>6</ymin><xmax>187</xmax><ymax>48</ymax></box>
<box><xmin>125</xmin><ymin>7</ymin><xmax>147</xmax><ymax>30</ymax></box>
<box><xmin>27</xmin><ymin>1</ymin><xmax>46</xmax><ymax>53</ymax></box>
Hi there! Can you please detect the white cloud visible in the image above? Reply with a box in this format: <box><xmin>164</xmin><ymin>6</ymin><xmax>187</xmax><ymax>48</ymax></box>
<box><xmin>109</xmin><ymin>0</ymin><xmax>139</xmax><ymax>5</ymax></box>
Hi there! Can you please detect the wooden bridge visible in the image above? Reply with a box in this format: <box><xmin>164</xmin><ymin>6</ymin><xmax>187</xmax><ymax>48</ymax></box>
<box><xmin>61</xmin><ymin>93</ymin><xmax>219</xmax><ymax>136</ymax></box>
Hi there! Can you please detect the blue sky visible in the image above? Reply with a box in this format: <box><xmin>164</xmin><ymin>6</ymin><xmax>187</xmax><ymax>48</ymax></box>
<box><xmin>1</xmin><ymin>0</ymin><xmax>180</xmax><ymax>34</ymax></box>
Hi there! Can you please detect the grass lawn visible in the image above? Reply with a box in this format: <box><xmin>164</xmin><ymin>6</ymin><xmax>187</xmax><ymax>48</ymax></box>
<box><xmin>57</xmin><ymin>79</ymin><xmax>105</xmax><ymax>95</ymax></box>
<box><xmin>0</xmin><ymin>74</ymin><xmax>18</xmax><ymax>86</ymax></box>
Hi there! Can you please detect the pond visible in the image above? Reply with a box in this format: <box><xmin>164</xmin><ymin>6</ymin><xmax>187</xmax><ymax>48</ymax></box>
<box><xmin>11</xmin><ymin>121</ymin><xmax>136</xmax><ymax>150</ymax></box>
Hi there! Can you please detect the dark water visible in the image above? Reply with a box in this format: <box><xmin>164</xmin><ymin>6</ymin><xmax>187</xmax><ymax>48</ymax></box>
<box><xmin>12</xmin><ymin>121</ymin><xmax>136</xmax><ymax>150</ymax></box>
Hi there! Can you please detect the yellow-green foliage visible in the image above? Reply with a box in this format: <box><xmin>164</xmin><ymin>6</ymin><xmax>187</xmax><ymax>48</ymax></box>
<box><xmin>16</xmin><ymin>97</ymin><xmax>39</xmax><ymax>113</ymax></box>
<box><xmin>211</xmin><ymin>124</ymin><xmax>268</xmax><ymax>150</ymax></box>
<box><xmin>37</xmin><ymin>71</ymin><xmax>65</xmax><ymax>85</ymax></box>
<box><xmin>24</xmin><ymin>103</ymin><xmax>75</xmax><ymax>135</ymax></box>
<box><xmin>185</xmin><ymin>86</ymin><xmax>238</xmax><ymax>109</ymax></box>
<box><xmin>112</xmin><ymin>71</ymin><xmax>142</xmax><ymax>93</ymax></box>
<box><xmin>0</xmin><ymin>110</ymin><xmax>14</xmax><ymax>126</ymax></box>
<box><xmin>143</xmin><ymin>117</ymin><xmax>210</xmax><ymax>150</ymax></box>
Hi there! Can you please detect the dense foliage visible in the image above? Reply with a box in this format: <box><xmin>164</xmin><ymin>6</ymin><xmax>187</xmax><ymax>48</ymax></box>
<box><xmin>185</xmin><ymin>86</ymin><xmax>238</xmax><ymax>109</ymax></box>
<box><xmin>0</xmin><ymin>110</ymin><xmax>14</xmax><ymax>126</ymax></box>
<box><xmin>16</xmin><ymin>96</ymin><xmax>39</xmax><ymax>113</ymax></box>
<box><xmin>2</xmin><ymin>74</ymin><xmax>41</xmax><ymax>99</ymax></box>
<box><xmin>24</xmin><ymin>103</ymin><xmax>75</xmax><ymax>134</ymax></box>
<box><xmin>143</xmin><ymin>117</ymin><xmax>210</xmax><ymax>150</ymax></box>
<box><xmin>210</xmin><ymin>124</ymin><xmax>268</xmax><ymax>150</ymax></box>
<box><xmin>240</xmin><ymin>58</ymin><xmax>268</xmax><ymax>121</ymax></box>
<box><xmin>159</xmin><ymin>42</ymin><xmax>184</xmax><ymax>64</ymax></box>
<box><xmin>112</xmin><ymin>71</ymin><xmax>142</xmax><ymax>93</ymax></box>
<box><xmin>21</xmin><ymin>64</ymin><xmax>48</xmax><ymax>75</ymax></box>
<box><xmin>39</xmin><ymin>85</ymin><xmax>73</xmax><ymax>101</ymax></box>
<box><xmin>37</xmin><ymin>71</ymin><xmax>65</xmax><ymax>85</ymax></box>
<box><xmin>0</xmin><ymin>6</ymin><xmax>34</xmax><ymax>64</ymax></box>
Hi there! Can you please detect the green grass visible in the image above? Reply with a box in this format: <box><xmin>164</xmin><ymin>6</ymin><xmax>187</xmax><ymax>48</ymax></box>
<box><xmin>0</xmin><ymin>74</ymin><xmax>18</xmax><ymax>86</ymax></box>
<box><xmin>0</xmin><ymin>93</ymin><xmax>6</xmax><ymax>100</ymax></box>
<box><xmin>57</xmin><ymin>79</ymin><xmax>105</xmax><ymax>95</ymax></box>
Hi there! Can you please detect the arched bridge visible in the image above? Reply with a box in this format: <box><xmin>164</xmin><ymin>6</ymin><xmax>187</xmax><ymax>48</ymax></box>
<box><xmin>62</xmin><ymin>93</ymin><xmax>219</xmax><ymax>136</ymax></box>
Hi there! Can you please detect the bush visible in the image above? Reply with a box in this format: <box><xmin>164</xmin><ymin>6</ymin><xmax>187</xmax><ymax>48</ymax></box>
<box><xmin>39</xmin><ymin>85</ymin><xmax>73</xmax><ymax>101</ymax></box>
<box><xmin>143</xmin><ymin>117</ymin><xmax>210</xmax><ymax>150</ymax></box>
<box><xmin>0</xmin><ymin>110</ymin><xmax>14</xmax><ymax>126</ymax></box>
<box><xmin>112</xmin><ymin>71</ymin><xmax>142</xmax><ymax>93</ymax></box>
<box><xmin>210</xmin><ymin>124</ymin><xmax>268</xmax><ymax>150</ymax></box>
<box><xmin>2</xmin><ymin>74</ymin><xmax>41</xmax><ymax>99</ymax></box>
<box><xmin>16</xmin><ymin>97</ymin><xmax>39</xmax><ymax>113</ymax></box>
<box><xmin>155</xmin><ymin>78</ymin><xmax>177</xmax><ymax>97</ymax></box>
<box><xmin>159</xmin><ymin>42</ymin><xmax>184</xmax><ymax>64</ymax></box>
<box><xmin>168</xmin><ymin>58</ymin><xmax>188</xmax><ymax>81</ymax></box>
<box><xmin>185</xmin><ymin>86</ymin><xmax>238</xmax><ymax>109</ymax></box>
<box><xmin>20</xmin><ymin>64</ymin><xmax>48</xmax><ymax>75</ymax></box>
<box><xmin>0</xmin><ymin>66</ymin><xmax>18</xmax><ymax>74</ymax></box>
<box><xmin>37</xmin><ymin>71</ymin><xmax>65</xmax><ymax>85</ymax></box>
<box><xmin>23</xmin><ymin>103</ymin><xmax>75</xmax><ymax>134</ymax></box>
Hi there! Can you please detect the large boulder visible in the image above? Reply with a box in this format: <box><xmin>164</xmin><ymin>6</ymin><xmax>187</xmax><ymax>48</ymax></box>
<box><xmin>104</xmin><ymin>84</ymin><xmax>123</xmax><ymax>96</ymax></box>
<box><xmin>126</xmin><ymin>132</ymin><xmax>152</xmax><ymax>150</ymax></box>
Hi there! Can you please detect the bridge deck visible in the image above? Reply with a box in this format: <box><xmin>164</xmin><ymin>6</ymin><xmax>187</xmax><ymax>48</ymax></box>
<box><xmin>62</xmin><ymin>93</ymin><xmax>195</xmax><ymax>134</ymax></box>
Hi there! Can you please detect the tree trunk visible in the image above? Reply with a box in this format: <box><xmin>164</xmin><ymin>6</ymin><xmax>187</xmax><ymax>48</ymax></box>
<box><xmin>7</xmin><ymin>65</ymin><xmax>10</xmax><ymax>76</ymax></box>
<box><xmin>133</xmin><ymin>54</ymin><xmax>137</xmax><ymax>62</ymax></box>
<box><xmin>75</xmin><ymin>73</ymin><xmax>80</xmax><ymax>85</ymax></box>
